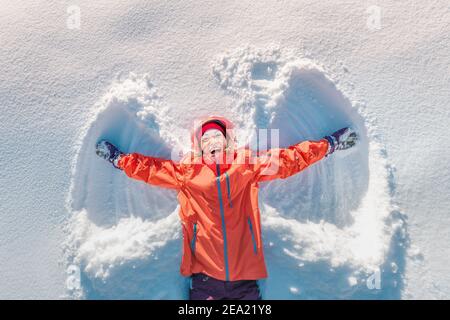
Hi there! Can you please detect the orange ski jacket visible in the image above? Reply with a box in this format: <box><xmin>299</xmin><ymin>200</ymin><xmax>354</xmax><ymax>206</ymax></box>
<box><xmin>117</xmin><ymin>116</ymin><xmax>329</xmax><ymax>281</ymax></box>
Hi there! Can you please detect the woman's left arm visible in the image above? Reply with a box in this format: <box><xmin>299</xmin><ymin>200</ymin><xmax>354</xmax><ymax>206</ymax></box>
<box><xmin>253</xmin><ymin>139</ymin><xmax>329</xmax><ymax>182</ymax></box>
<box><xmin>253</xmin><ymin>127</ymin><xmax>358</xmax><ymax>182</ymax></box>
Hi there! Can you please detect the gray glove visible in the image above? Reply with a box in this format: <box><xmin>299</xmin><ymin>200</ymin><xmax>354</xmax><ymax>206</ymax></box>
<box><xmin>95</xmin><ymin>140</ymin><xmax>124</xmax><ymax>169</ymax></box>
<box><xmin>324</xmin><ymin>127</ymin><xmax>358</xmax><ymax>155</ymax></box>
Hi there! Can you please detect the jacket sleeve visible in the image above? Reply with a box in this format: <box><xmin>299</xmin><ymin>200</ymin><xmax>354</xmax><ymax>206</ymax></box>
<box><xmin>253</xmin><ymin>139</ymin><xmax>329</xmax><ymax>182</ymax></box>
<box><xmin>117</xmin><ymin>153</ymin><xmax>183</xmax><ymax>189</ymax></box>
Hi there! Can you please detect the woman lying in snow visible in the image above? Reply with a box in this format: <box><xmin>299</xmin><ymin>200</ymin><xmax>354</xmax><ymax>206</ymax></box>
<box><xmin>95</xmin><ymin>115</ymin><xmax>358</xmax><ymax>300</ymax></box>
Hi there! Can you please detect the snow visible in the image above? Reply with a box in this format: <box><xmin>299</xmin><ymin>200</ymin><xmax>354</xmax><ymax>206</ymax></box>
<box><xmin>1</xmin><ymin>0</ymin><xmax>449</xmax><ymax>299</ymax></box>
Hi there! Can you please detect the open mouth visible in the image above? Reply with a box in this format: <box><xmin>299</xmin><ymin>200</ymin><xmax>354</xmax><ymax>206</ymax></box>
<box><xmin>209</xmin><ymin>146</ymin><xmax>222</xmax><ymax>156</ymax></box>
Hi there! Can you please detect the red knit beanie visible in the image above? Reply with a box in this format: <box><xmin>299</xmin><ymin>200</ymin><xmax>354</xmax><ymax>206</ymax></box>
<box><xmin>198</xmin><ymin>119</ymin><xmax>226</xmax><ymax>140</ymax></box>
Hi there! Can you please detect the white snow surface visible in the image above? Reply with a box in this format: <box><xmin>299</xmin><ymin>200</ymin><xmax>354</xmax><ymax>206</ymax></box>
<box><xmin>1</xmin><ymin>0</ymin><xmax>449</xmax><ymax>299</ymax></box>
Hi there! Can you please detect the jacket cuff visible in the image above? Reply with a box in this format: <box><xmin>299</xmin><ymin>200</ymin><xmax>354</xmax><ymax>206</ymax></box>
<box><xmin>324</xmin><ymin>136</ymin><xmax>336</xmax><ymax>156</ymax></box>
<box><xmin>114</xmin><ymin>153</ymin><xmax>125</xmax><ymax>169</ymax></box>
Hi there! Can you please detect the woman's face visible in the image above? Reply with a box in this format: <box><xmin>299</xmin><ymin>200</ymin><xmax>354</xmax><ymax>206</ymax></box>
<box><xmin>201</xmin><ymin>129</ymin><xmax>227</xmax><ymax>160</ymax></box>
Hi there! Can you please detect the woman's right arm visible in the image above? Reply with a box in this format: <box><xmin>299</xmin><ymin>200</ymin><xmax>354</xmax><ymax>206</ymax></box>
<box><xmin>96</xmin><ymin>140</ymin><xmax>183</xmax><ymax>189</ymax></box>
<box><xmin>117</xmin><ymin>153</ymin><xmax>183</xmax><ymax>189</ymax></box>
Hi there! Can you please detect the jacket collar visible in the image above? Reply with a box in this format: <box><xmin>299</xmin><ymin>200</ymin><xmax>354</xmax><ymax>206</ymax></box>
<box><xmin>202</xmin><ymin>151</ymin><xmax>236</xmax><ymax>175</ymax></box>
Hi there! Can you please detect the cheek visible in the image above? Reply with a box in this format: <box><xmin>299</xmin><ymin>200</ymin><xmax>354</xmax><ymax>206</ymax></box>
<box><xmin>200</xmin><ymin>141</ymin><xmax>210</xmax><ymax>151</ymax></box>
